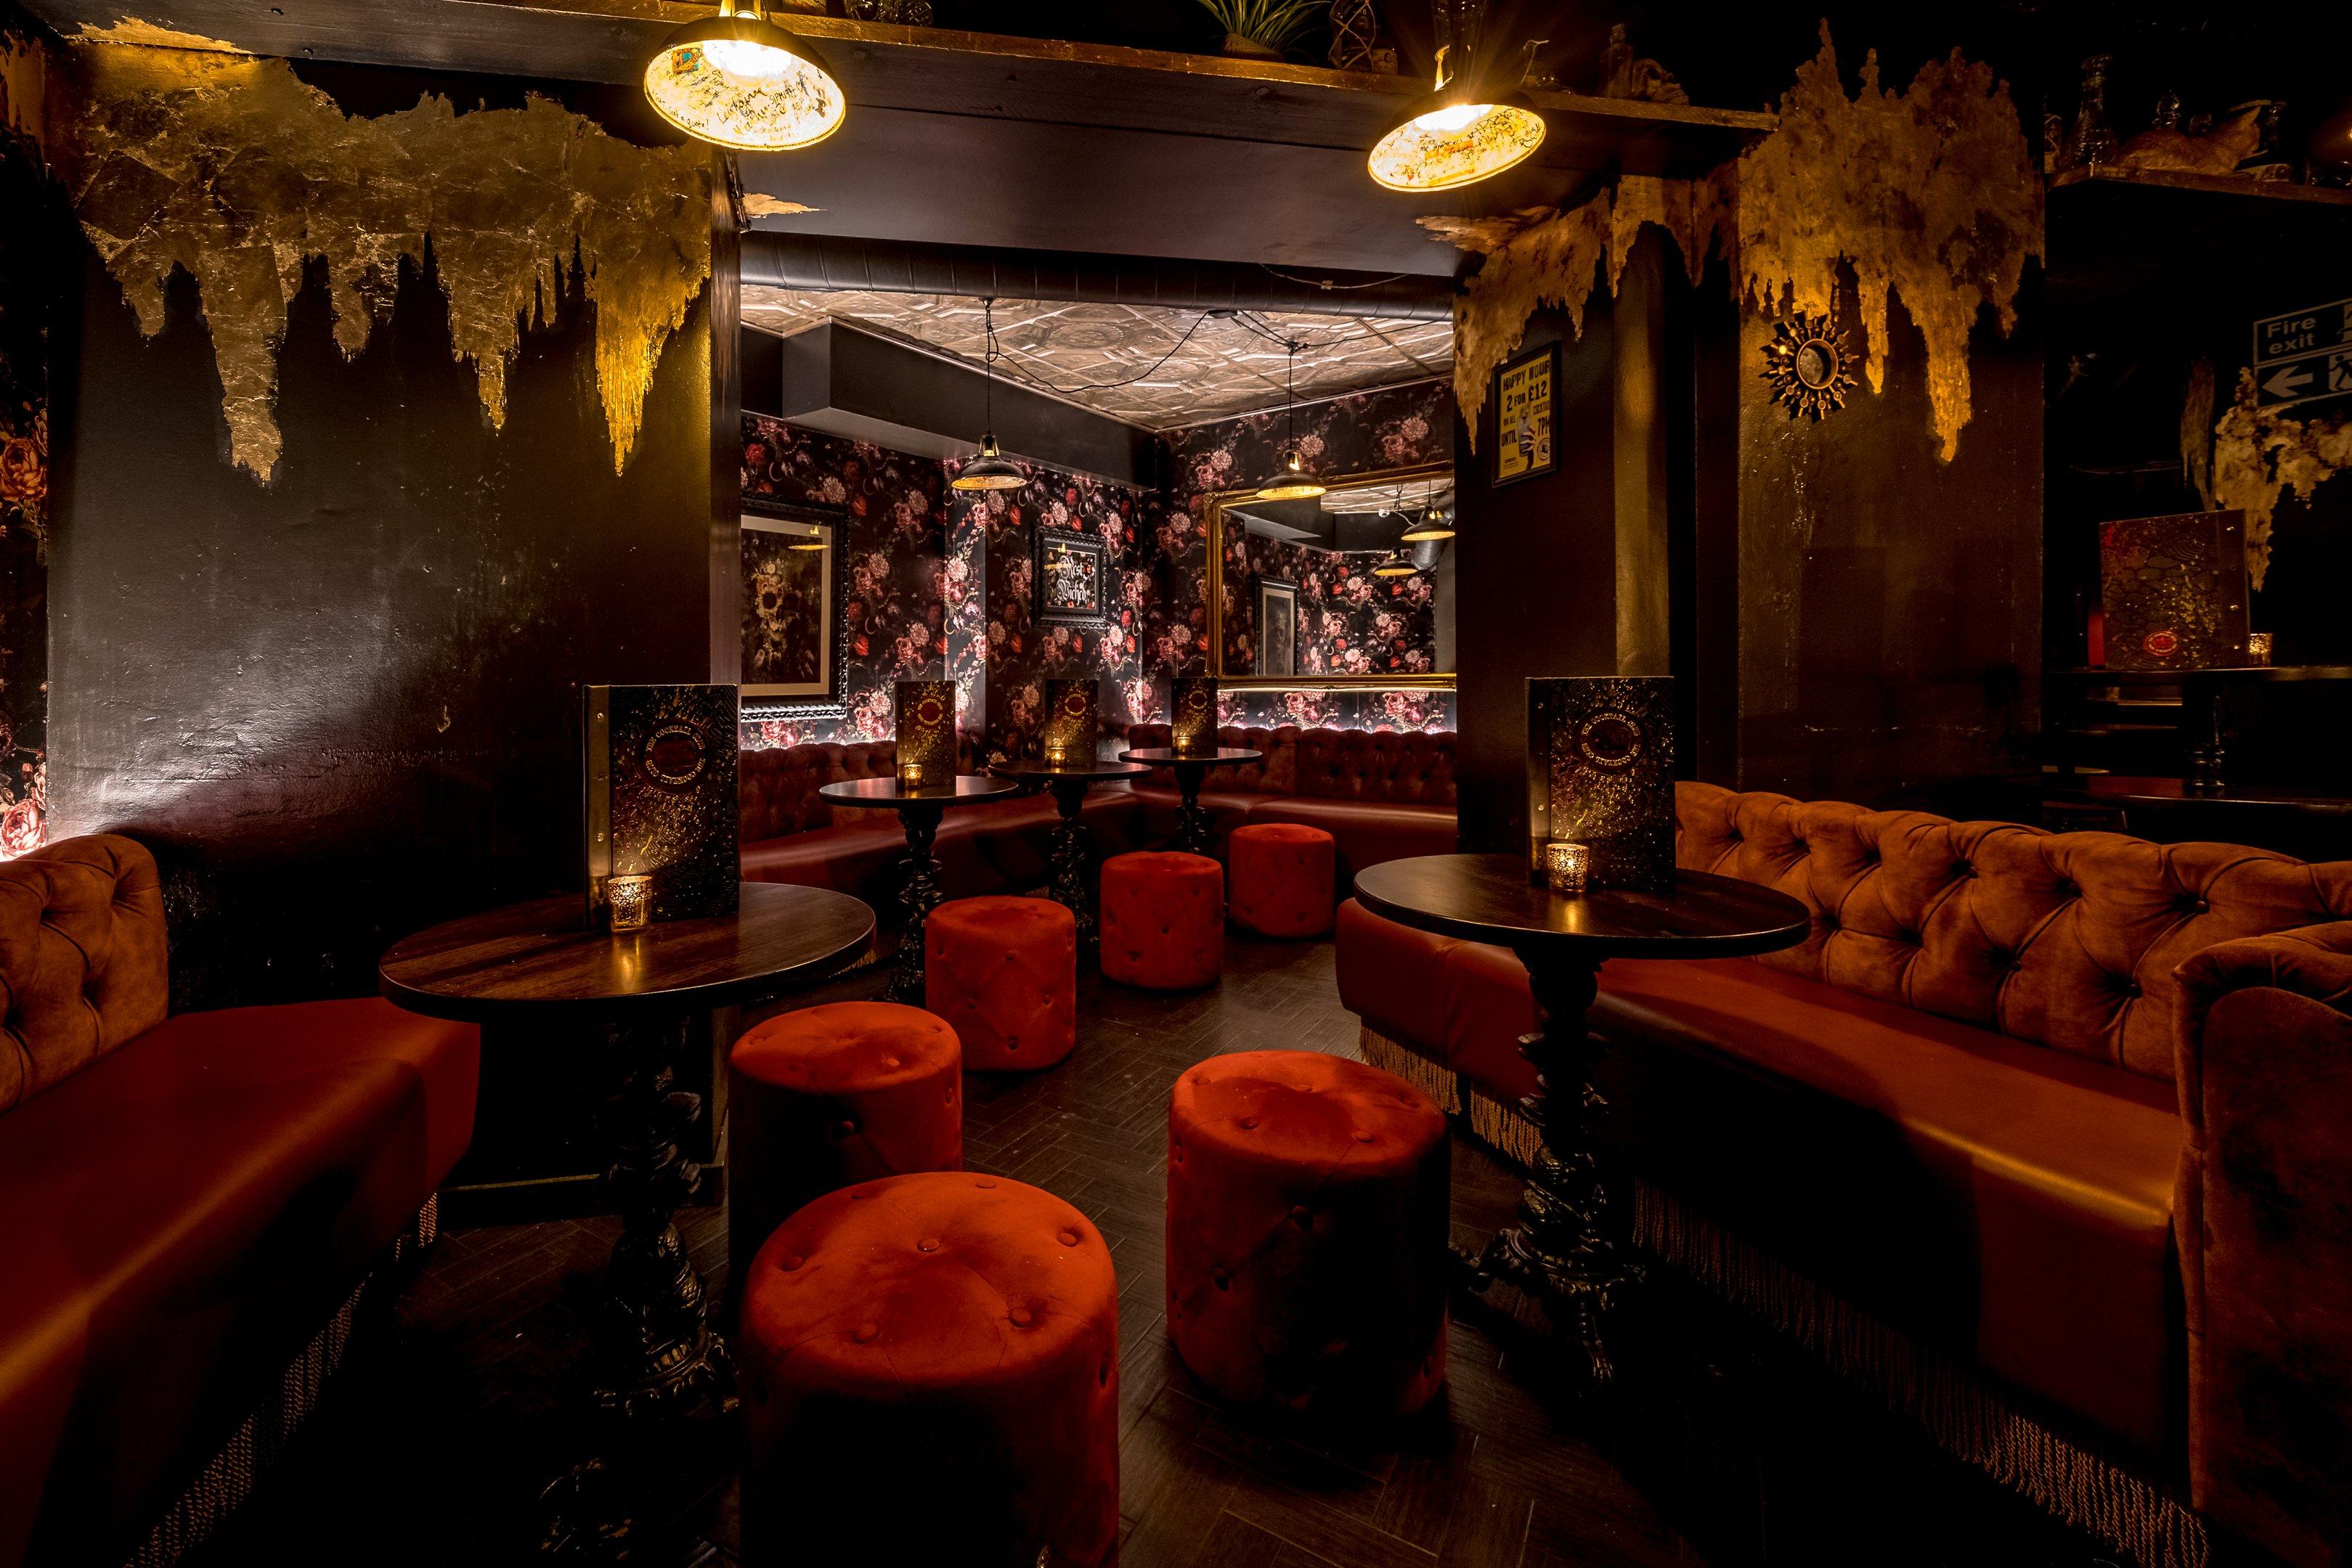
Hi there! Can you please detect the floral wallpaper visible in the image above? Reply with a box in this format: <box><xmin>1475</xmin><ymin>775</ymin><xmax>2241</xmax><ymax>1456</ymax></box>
<box><xmin>973</xmin><ymin>467</ymin><xmax>1158</xmax><ymax>762</ymax></box>
<box><xmin>1220</xmin><ymin>687</ymin><xmax>1455</xmax><ymax>733</ymax></box>
<box><xmin>0</xmin><ymin>34</ymin><xmax>53</xmax><ymax>859</ymax></box>
<box><xmin>739</xmin><ymin>413</ymin><xmax>1160</xmax><ymax>757</ymax></box>
<box><xmin>1162</xmin><ymin>377</ymin><xmax>1452</xmax><ymax>686</ymax></box>
<box><xmin>1226</xmin><ymin>533</ymin><xmax>1437</xmax><ymax>679</ymax></box>
<box><xmin>739</xmin><ymin>378</ymin><xmax>1457</xmax><ymax>759</ymax></box>
<box><xmin>741</xmin><ymin>414</ymin><xmax>961</xmax><ymax>748</ymax></box>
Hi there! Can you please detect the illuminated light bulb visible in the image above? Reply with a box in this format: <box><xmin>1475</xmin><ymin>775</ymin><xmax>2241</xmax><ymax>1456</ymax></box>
<box><xmin>704</xmin><ymin>38</ymin><xmax>794</xmax><ymax>81</ymax></box>
<box><xmin>643</xmin><ymin>1</ymin><xmax>845</xmax><ymax>152</ymax></box>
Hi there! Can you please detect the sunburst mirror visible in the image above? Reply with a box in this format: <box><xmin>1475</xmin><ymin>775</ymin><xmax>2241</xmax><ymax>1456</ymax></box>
<box><xmin>1761</xmin><ymin>312</ymin><xmax>1856</xmax><ymax>421</ymax></box>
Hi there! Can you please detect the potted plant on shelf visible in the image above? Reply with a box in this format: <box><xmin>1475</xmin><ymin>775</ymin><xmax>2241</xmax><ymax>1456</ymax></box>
<box><xmin>1195</xmin><ymin>0</ymin><xmax>1323</xmax><ymax>60</ymax></box>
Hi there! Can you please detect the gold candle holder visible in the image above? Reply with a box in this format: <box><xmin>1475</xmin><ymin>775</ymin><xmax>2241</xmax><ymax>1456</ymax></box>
<box><xmin>606</xmin><ymin>873</ymin><xmax>653</xmax><ymax>931</ymax></box>
<box><xmin>1045</xmin><ymin>741</ymin><xmax>1069</xmax><ymax>769</ymax></box>
<box><xmin>1544</xmin><ymin>841</ymin><xmax>1590</xmax><ymax>894</ymax></box>
<box><xmin>898</xmin><ymin>759</ymin><xmax>926</xmax><ymax>791</ymax></box>
<box><xmin>2247</xmin><ymin>631</ymin><xmax>2273</xmax><ymax>666</ymax></box>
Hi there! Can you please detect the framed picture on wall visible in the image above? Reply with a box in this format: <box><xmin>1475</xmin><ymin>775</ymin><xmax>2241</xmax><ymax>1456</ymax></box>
<box><xmin>1493</xmin><ymin>341</ymin><xmax>1559</xmax><ymax>487</ymax></box>
<box><xmin>740</xmin><ymin>499</ymin><xmax>849</xmax><ymax>719</ymax></box>
<box><xmin>1035</xmin><ymin>526</ymin><xmax>1112</xmax><ymax>632</ymax></box>
<box><xmin>1254</xmin><ymin>576</ymin><xmax>1298</xmax><ymax>677</ymax></box>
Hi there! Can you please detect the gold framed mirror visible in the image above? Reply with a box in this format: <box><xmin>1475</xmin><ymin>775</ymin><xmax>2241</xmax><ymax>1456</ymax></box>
<box><xmin>1205</xmin><ymin>461</ymin><xmax>1454</xmax><ymax>689</ymax></box>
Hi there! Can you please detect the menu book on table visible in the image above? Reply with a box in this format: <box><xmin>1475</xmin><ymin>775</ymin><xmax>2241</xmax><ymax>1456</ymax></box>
<box><xmin>583</xmin><ymin>683</ymin><xmax>741</xmax><ymax>926</ymax></box>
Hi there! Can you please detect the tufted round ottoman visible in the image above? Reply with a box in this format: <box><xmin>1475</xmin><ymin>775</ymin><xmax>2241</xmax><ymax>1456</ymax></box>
<box><xmin>1166</xmin><ymin>1049</ymin><xmax>1450</xmax><ymax>1418</ymax></box>
<box><xmin>925</xmin><ymin>896</ymin><xmax>1077</xmax><ymax>1071</ymax></box>
<box><xmin>1099</xmin><ymin>852</ymin><xmax>1224</xmax><ymax>989</ymax></box>
<box><xmin>727</xmin><ymin>1003</ymin><xmax>963</xmax><ymax>1283</ymax></box>
<box><xmin>738</xmin><ymin>1172</ymin><xmax>1120</xmax><ymax>1567</ymax></box>
<box><xmin>1226</xmin><ymin>822</ymin><xmax>1338</xmax><ymax>938</ymax></box>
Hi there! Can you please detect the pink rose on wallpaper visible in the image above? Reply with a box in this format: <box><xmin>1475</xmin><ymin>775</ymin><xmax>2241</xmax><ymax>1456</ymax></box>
<box><xmin>0</xmin><ymin>798</ymin><xmax>44</xmax><ymax>859</ymax></box>
<box><xmin>821</xmin><ymin>477</ymin><xmax>848</xmax><ymax>505</ymax></box>
<box><xmin>0</xmin><ymin>430</ymin><xmax>45</xmax><ymax>508</ymax></box>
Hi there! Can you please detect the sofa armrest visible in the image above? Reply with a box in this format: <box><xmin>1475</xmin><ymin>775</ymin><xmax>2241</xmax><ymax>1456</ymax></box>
<box><xmin>2173</xmin><ymin>922</ymin><xmax>2352</xmax><ymax>1567</ymax></box>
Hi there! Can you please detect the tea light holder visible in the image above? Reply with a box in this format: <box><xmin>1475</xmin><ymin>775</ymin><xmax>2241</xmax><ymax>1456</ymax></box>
<box><xmin>1544</xmin><ymin>841</ymin><xmax>1590</xmax><ymax>894</ymax></box>
<box><xmin>2247</xmin><ymin>631</ymin><xmax>2273</xmax><ymax>666</ymax></box>
<box><xmin>606</xmin><ymin>873</ymin><xmax>653</xmax><ymax>931</ymax></box>
<box><xmin>1044</xmin><ymin>740</ymin><xmax>1070</xmax><ymax>769</ymax></box>
<box><xmin>897</xmin><ymin>759</ymin><xmax>926</xmax><ymax>791</ymax></box>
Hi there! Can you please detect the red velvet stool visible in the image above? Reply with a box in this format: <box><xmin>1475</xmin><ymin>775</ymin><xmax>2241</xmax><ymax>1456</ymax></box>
<box><xmin>1099</xmin><ymin>851</ymin><xmax>1224</xmax><ymax>989</ymax></box>
<box><xmin>1227</xmin><ymin>822</ymin><xmax>1337</xmax><ymax>937</ymax></box>
<box><xmin>925</xmin><ymin>896</ymin><xmax>1077</xmax><ymax>1071</ymax></box>
<box><xmin>727</xmin><ymin>1002</ymin><xmax>962</xmax><ymax>1283</ymax></box>
<box><xmin>1166</xmin><ymin>1049</ymin><xmax>1449</xmax><ymax>1418</ymax></box>
<box><xmin>739</xmin><ymin>1171</ymin><xmax>1120</xmax><ymax>1567</ymax></box>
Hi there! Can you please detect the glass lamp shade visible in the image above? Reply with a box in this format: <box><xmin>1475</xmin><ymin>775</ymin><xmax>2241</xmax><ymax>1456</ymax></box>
<box><xmin>1255</xmin><ymin>447</ymin><xmax>1327</xmax><ymax>502</ymax></box>
<box><xmin>951</xmin><ymin>433</ymin><xmax>1027</xmax><ymax>493</ymax></box>
<box><xmin>643</xmin><ymin>8</ymin><xmax>845</xmax><ymax>152</ymax></box>
<box><xmin>1368</xmin><ymin>89</ymin><xmax>1546</xmax><ymax>192</ymax></box>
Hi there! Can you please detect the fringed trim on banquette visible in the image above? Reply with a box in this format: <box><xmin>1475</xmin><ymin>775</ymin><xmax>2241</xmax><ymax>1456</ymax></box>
<box><xmin>1350</xmin><ymin>1027</ymin><xmax>2210</xmax><ymax>1568</ymax></box>
<box><xmin>123</xmin><ymin>1196</ymin><xmax>441</xmax><ymax>1568</ymax></box>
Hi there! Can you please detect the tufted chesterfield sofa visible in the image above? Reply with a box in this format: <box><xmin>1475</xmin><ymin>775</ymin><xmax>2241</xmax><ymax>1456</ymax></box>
<box><xmin>0</xmin><ymin>836</ymin><xmax>479</xmax><ymax>1568</ymax></box>
<box><xmin>738</xmin><ymin>727</ymin><xmax>1458</xmax><ymax>913</ymax></box>
<box><xmin>1337</xmin><ymin>781</ymin><xmax>2352</xmax><ymax>1568</ymax></box>
<box><xmin>1121</xmin><ymin>722</ymin><xmax>1457</xmax><ymax>886</ymax></box>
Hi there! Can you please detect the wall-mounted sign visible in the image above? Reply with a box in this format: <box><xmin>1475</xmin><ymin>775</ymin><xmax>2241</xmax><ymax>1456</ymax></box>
<box><xmin>2253</xmin><ymin>297</ymin><xmax>2352</xmax><ymax>412</ymax></box>
<box><xmin>1493</xmin><ymin>343</ymin><xmax>1559</xmax><ymax>486</ymax></box>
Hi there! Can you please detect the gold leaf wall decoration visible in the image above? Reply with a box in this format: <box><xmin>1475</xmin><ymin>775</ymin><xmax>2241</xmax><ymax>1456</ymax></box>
<box><xmin>1736</xmin><ymin>27</ymin><xmax>2039</xmax><ymax>462</ymax></box>
<box><xmin>67</xmin><ymin>44</ymin><xmax>711</xmax><ymax>481</ymax></box>
<box><xmin>1432</xmin><ymin>170</ymin><xmax>1728</xmax><ymax>449</ymax></box>
<box><xmin>2212</xmin><ymin>368</ymin><xmax>2352</xmax><ymax>589</ymax></box>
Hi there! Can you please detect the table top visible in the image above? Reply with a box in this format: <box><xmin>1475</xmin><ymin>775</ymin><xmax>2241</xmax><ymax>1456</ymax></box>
<box><xmin>378</xmin><ymin>881</ymin><xmax>876</xmax><ymax>1024</ymax></box>
<box><xmin>1119</xmin><ymin>747</ymin><xmax>1263</xmax><ymax>768</ymax></box>
<box><xmin>1352</xmin><ymin>854</ymin><xmax>1810</xmax><ymax>961</ymax></box>
<box><xmin>817</xmin><ymin>774</ymin><xmax>1025</xmax><ymax>811</ymax></box>
<box><xmin>991</xmin><ymin>759</ymin><xmax>1155</xmax><ymax>785</ymax></box>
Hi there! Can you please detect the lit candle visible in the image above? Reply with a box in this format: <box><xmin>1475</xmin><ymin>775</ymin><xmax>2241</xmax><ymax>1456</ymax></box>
<box><xmin>1544</xmin><ymin>841</ymin><xmax>1590</xmax><ymax>894</ymax></box>
<box><xmin>606</xmin><ymin>873</ymin><xmax>652</xmax><ymax>931</ymax></box>
<box><xmin>1046</xmin><ymin>740</ymin><xmax>1069</xmax><ymax>768</ymax></box>
<box><xmin>2247</xmin><ymin>632</ymin><xmax>2273</xmax><ymax>666</ymax></box>
<box><xmin>898</xmin><ymin>758</ymin><xmax>925</xmax><ymax>791</ymax></box>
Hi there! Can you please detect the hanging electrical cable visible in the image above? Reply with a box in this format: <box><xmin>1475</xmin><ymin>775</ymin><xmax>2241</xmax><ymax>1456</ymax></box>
<box><xmin>1256</xmin><ymin>340</ymin><xmax>1328</xmax><ymax>502</ymax></box>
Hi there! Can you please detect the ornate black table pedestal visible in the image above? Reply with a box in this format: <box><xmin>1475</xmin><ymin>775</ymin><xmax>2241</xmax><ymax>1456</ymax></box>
<box><xmin>1118</xmin><ymin>746</ymin><xmax>1264</xmax><ymax>857</ymax></box>
<box><xmin>378</xmin><ymin>882</ymin><xmax>876</xmax><ymax>1559</ymax></box>
<box><xmin>820</xmin><ymin>774</ymin><xmax>1024</xmax><ymax>1003</ymax></box>
<box><xmin>992</xmin><ymin>759</ymin><xmax>1153</xmax><ymax>950</ymax></box>
<box><xmin>1351</xmin><ymin>854</ymin><xmax>1807</xmax><ymax>1386</ymax></box>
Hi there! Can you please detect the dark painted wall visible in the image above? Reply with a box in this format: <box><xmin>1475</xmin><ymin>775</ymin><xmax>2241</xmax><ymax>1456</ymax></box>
<box><xmin>1732</xmin><ymin>277</ymin><xmax>2043</xmax><ymax>810</ymax></box>
<box><xmin>51</xmin><ymin>190</ymin><xmax>730</xmax><ymax>1011</ymax></box>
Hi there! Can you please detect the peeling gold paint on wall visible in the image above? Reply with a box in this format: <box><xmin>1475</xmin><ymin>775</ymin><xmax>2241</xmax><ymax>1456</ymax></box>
<box><xmin>74</xmin><ymin>20</ymin><xmax>247</xmax><ymax>52</ymax></box>
<box><xmin>1431</xmin><ymin>172</ymin><xmax>1727</xmax><ymax>449</ymax></box>
<box><xmin>1737</xmin><ymin>28</ymin><xmax>2039</xmax><ymax>462</ymax></box>
<box><xmin>2213</xmin><ymin>369</ymin><xmax>2352</xmax><ymax>589</ymax></box>
<box><xmin>1</xmin><ymin>29</ymin><xmax>44</xmax><ymax>155</ymax></box>
<box><xmin>68</xmin><ymin>44</ymin><xmax>709</xmax><ymax>480</ymax></box>
<box><xmin>2181</xmin><ymin>358</ymin><xmax>2215</xmax><ymax>510</ymax></box>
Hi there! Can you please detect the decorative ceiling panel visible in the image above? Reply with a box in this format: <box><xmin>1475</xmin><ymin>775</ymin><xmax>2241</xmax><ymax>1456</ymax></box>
<box><xmin>741</xmin><ymin>287</ymin><xmax>1452</xmax><ymax>430</ymax></box>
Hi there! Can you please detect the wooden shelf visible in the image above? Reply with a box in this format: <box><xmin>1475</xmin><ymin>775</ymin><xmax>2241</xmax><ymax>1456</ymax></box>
<box><xmin>2050</xmin><ymin>165</ymin><xmax>2352</xmax><ymax>209</ymax></box>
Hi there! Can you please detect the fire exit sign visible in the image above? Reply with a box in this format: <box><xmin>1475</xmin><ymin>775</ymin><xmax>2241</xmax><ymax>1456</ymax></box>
<box><xmin>2253</xmin><ymin>297</ymin><xmax>2352</xmax><ymax>411</ymax></box>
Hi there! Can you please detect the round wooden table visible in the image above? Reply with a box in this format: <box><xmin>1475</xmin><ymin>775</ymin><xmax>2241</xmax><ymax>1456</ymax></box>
<box><xmin>818</xmin><ymin>774</ymin><xmax>1024</xmax><ymax>1002</ymax></box>
<box><xmin>1118</xmin><ymin>746</ymin><xmax>1264</xmax><ymax>855</ymax></box>
<box><xmin>990</xmin><ymin>758</ymin><xmax>1152</xmax><ymax>950</ymax></box>
<box><xmin>1353</xmin><ymin>854</ymin><xmax>1809</xmax><ymax>1384</ymax></box>
<box><xmin>378</xmin><ymin>883</ymin><xmax>874</xmax><ymax>1426</ymax></box>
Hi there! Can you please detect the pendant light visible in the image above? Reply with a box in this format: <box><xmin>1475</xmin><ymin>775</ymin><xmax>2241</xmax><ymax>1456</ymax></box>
<box><xmin>952</xmin><ymin>298</ymin><xmax>1026</xmax><ymax>494</ymax></box>
<box><xmin>1256</xmin><ymin>342</ymin><xmax>1327</xmax><ymax>502</ymax></box>
<box><xmin>1399</xmin><ymin>484</ymin><xmax>1456</xmax><ymax>542</ymax></box>
<box><xmin>1372</xmin><ymin>550</ymin><xmax>1418</xmax><ymax>578</ymax></box>
<box><xmin>643</xmin><ymin>1</ymin><xmax>847</xmax><ymax>152</ymax></box>
<box><xmin>1367</xmin><ymin>41</ymin><xmax>1546</xmax><ymax>192</ymax></box>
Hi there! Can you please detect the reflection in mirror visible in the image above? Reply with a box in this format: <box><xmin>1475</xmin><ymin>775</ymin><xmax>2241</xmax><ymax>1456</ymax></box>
<box><xmin>1210</xmin><ymin>464</ymin><xmax>1454</xmax><ymax>685</ymax></box>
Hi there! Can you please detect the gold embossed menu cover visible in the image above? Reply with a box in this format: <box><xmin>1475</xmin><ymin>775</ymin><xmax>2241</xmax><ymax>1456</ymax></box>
<box><xmin>584</xmin><ymin>684</ymin><xmax>741</xmax><ymax>926</ymax></box>
<box><xmin>1528</xmin><ymin>677</ymin><xmax>1675</xmax><ymax>892</ymax></box>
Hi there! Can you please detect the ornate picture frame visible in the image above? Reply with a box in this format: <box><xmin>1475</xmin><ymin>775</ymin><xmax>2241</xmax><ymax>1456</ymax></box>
<box><xmin>1035</xmin><ymin>526</ymin><xmax>1112</xmax><ymax>632</ymax></box>
<box><xmin>739</xmin><ymin>497</ymin><xmax>850</xmax><ymax>721</ymax></box>
<box><xmin>1253</xmin><ymin>575</ymin><xmax>1299</xmax><ymax>677</ymax></box>
<box><xmin>1493</xmin><ymin>341</ymin><xmax>1560</xmax><ymax>487</ymax></box>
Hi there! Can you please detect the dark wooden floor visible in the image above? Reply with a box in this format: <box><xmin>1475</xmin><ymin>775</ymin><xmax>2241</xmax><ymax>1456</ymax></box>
<box><xmin>190</xmin><ymin>932</ymin><xmax>2114</xmax><ymax>1568</ymax></box>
